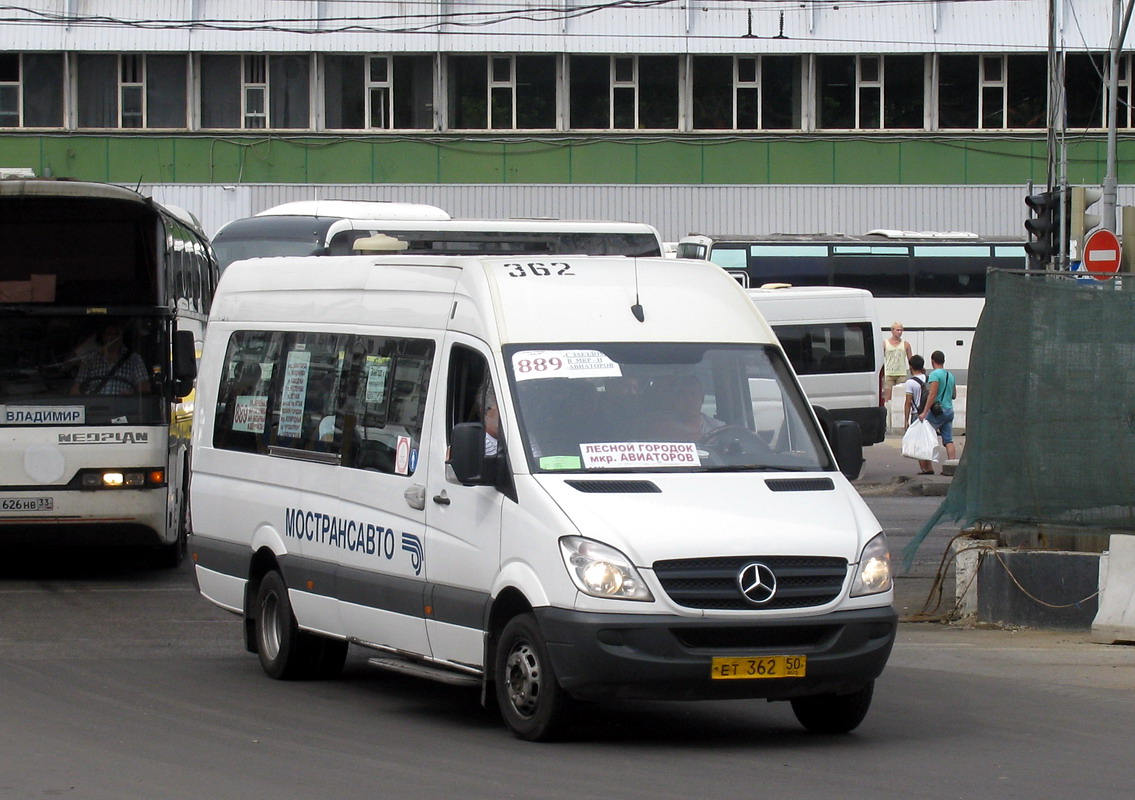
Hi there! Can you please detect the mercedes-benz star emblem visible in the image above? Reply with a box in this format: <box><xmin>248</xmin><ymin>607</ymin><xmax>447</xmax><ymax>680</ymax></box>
<box><xmin>736</xmin><ymin>561</ymin><xmax>777</xmax><ymax>604</ymax></box>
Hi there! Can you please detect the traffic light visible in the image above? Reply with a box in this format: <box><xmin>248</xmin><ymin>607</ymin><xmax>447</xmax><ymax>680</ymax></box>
<box><xmin>1025</xmin><ymin>190</ymin><xmax>1065</xmax><ymax>268</ymax></box>
<box><xmin>1070</xmin><ymin>186</ymin><xmax>1103</xmax><ymax>259</ymax></box>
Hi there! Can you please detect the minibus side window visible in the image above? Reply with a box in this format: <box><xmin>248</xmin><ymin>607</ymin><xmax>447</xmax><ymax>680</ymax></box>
<box><xmin>340</xmin><ymin>335</ymin><xmax>435</xmax><ymax>475</ymax></box>
<box><xmin>213</xmin><ymin>330</ymin><xmax>274</xmax><ymax>452</ymax></box>
<box><xmin>445</xmin><ymin>345</ymin><xmax>496</xmax><ymax>449</ymax></box>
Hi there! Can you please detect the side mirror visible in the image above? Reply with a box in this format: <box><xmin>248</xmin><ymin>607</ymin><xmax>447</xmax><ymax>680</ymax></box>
<box><xmin>830</xmin><ymin>420</ymin><xmax>864</xmax><ymax>481</ymax></box>
<box><xmin>172</xmin><ymin>329</ymin><xmax>197</xmax><ymax>399</ymax></box>
<box><xmin>450</xmin><ymin>422</ymin><xmax>492</xmax><ymax>485</ymax></box>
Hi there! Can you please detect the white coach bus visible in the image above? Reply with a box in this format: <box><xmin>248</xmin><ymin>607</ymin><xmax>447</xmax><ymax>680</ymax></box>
<box><xmin>0</xmin><ymin>179</ymin><xmax>216</xmax><ymax>565</ymax></box>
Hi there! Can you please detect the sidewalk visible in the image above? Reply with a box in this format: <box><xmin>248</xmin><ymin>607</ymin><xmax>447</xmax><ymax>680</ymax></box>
<box><xmin>854</xmin><ymin>432</ymin><xmax>963</xmax><ymax>497</ymax></box>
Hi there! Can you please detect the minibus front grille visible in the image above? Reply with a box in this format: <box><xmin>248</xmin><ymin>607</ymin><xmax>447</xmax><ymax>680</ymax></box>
<box><xmin>565</xmin><ymin>480</ymin><xmax>661</xmax><ymax>493</ymax></box>
<box><xmin>764</xmin><ymin>478</ymin><xmax>835</xmax><ymax>492</ymax></box>
<box><xmin>670</xmin><ymin>624</ymin><xmax>841</xmax><ymax>651</ymax></box>
<box><xmin>652</xmin><ymin>556</ymin><xmax>847</xmax><ymax>610</ymax></box>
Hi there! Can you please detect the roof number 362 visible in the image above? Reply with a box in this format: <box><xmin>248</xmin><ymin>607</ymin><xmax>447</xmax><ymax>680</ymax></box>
<box><xmin>505</xmin><ymin>262</ymin><xmax>575</xmax><ymax>278</ymax></box>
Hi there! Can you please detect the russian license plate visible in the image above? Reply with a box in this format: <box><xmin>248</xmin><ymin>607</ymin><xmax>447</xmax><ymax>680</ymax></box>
<box><xmin>711</xmin><ymin>655</ymin><xmax>806</xmax><ymax>680</ymax></box>
<box><xmin>1</xmin><ymin>497</ymin><xmax>54</xmax><ymax>512</ymax></box>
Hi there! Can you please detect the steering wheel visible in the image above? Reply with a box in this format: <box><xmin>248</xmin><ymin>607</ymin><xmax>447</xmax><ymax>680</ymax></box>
<box><xmin>697</xmin><ymin>424</ymin><xmax>770</xmax><ymax>459</ymax></box>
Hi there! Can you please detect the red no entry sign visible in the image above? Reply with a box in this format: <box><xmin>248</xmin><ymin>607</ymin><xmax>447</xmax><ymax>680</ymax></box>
<box><xmin>1082</xmin><ymin>229</ymin><xmax>1122</xmax><ymax>280</ymax></box>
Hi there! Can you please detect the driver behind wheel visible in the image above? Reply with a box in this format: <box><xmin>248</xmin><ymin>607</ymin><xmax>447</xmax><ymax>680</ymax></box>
<box><xmin>643</xmin><ymin>373</ymin><xmax>724</xmax><ymax>441</ymax></box>
<box><xmin>70</xmin><ymin>321</ymin><xmax>152</xmax><ymax>396</ymax></box>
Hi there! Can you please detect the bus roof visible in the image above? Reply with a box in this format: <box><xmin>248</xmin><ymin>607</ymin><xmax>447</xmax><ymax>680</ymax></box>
<box><xmin>681</xmin><ymin>231</ymin><xmax>1023</xmax><ymax>245</ymax></box>
<box><xmin>255</xmin><ymin>200</ymin><xmax>450</xmax><ymax>220</ymax></box>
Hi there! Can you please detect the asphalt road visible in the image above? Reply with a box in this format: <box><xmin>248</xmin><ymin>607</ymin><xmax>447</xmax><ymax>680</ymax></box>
<box><xmin>3</xmin><ymin>446</ymin><xmax>1134</xmax><ymax>799</ymax></box>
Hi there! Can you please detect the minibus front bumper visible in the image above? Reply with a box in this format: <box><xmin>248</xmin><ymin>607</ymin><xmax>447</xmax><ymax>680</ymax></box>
<box><xmin>533</xmin><ymin>605</ymin><xmax>897</xmax><ymax>701</ymax></box>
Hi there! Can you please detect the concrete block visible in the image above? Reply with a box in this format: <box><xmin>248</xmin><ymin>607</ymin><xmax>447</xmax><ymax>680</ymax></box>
<box><xmin>977</xmin><ymin>550</ymin><xmax>1100</xmax><ymax>629</ymax></box>
<box><xmin>1091</xmin><ymin>535</ymin><xmax>1135</xmax><ymax>644</ymax></box>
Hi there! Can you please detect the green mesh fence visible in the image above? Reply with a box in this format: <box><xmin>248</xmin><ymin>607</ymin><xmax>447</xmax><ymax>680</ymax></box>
<box><xmin>906</xmin><ymin>269</ymin><xmax>1135</xmax><ymax>563</ymax></box>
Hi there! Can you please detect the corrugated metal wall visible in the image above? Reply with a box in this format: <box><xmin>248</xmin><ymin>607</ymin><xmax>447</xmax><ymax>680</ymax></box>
<box><xmin>145</xmin><ymin>183</ymin><xmax>1135</xmax><ymax>242</ymax></box>
<box><xmin>7</xmin><ymin>1</ymin><xmax>1113</xmax><ymax>54</ymax></box>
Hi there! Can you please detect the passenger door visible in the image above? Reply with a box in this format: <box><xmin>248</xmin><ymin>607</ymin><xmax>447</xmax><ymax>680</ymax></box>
<box><xmin>422</xmin><ymin>338</ymin><xmax>506</xmax><ymax>669</ymax></box>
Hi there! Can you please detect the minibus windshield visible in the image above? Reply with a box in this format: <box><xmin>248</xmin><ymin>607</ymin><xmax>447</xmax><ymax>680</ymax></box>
<box><xmin>505</xmin><ymin>342</ymin><xmax>832</xmax><ymax>474</ymax></box>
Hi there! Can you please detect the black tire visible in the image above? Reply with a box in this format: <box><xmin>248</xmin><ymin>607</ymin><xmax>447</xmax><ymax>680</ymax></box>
<box><xmin>254</xmin><ymin>571</ymin><xmax>343</xmax><ymax>680</ymax></box>
<box><xmin>494</xmin><ymin>613</ymin><xmax>570</xmax><ymax>741</ymax></box>
<box><xmin>790</xmin><ymin>681</ymin><xmax>874</xmax><ymax>734</ymax></box>
<box><xmin>152</xmin><ymin>483</ymin><xmax>188</xmax><ymax>569</ymax></box>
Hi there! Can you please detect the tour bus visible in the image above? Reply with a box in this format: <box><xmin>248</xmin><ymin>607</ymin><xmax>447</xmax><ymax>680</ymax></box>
<box><xmin>210</xmin><ymin>199</ymin><xmax>451</xmax><ymax>269</ymax></box>
<box><xmin>0</xmin><ymin>179</ymin><xmax>216</xmax><ymax>565</ymax></box>
<box><xmin>190</xmin><ymin>254</ymin><xmax>896</xmax><ymax>741</ymax></box>
<box><xmin>678</xmin><ymin>231</ymin><xmax>1027</xmax><ymax>383</ymax></box>
<box><xmin>213</xmin><ymin>209</ymin><xmax>666</xmax><ymax>270</ymax></box>
<box><xmin>748</xmin><ymin>285</ymin><xmax>886</xmax><ymax>447</ymax></box>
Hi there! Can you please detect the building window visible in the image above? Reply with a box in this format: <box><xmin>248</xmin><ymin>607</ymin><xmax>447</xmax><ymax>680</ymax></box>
<box><xmin>447</xmin><ymin>55</ymin><xmax>555</xmax><ymax>130</ymax></box>
<box><xmin>244</xmin><ymin>55</ymin><xmax>267</xmax><ymax>129</ymax></box>
<box><xmin>569</xmin><ymin>55</ymin><xmax>678</xmax><ymax>129</ymax></box>
<box><xmin>1065</xmin><ymin>52</ymin><xmax>1106</xmax><ymax>129</ymax></box>
<box><xmin>939</xmin><ymin>53</ymin><xmax>1046</xmax><ymax>130</ymax></box>
<box><xmin>691</xmin><ymin>55</ymin><xmax>801</xmax><ymax>130</ymax></box>
<box><xmin>324</xmin><ymin>54</ymin><xmax>434</xmax><ymax>130</ymax></box>
<box><xmin>120</xmin><ymin>55</ymin><xmax>144</xmax><ymax>128</ymax></box>
<box><xmin>76</xmin><ymin>54</ymin><xmax>186</xmax><ymax>129</ymax></box>
<box><xmin>0</xmin><ymin>54</ymin><xmax>17</xmax><ymax>127</ymax></box>
<box><xmin>816</xmin><ymin>55</ymin><xmax>923</xmax><ymax>130</ymax></box>
<box><xmin>201</xmin><ymin>54</ymin><xmax>309</xmax><ymax>130</ymax></box>
<box><xmin>17</xmin><ymin>54</ymin><xmax>64</xmax><ymax>127</ymax></box>
<box><xmin>938</xmin><ymin>55</ymin><xmax>978</xmax><ymax>128</ymax></box>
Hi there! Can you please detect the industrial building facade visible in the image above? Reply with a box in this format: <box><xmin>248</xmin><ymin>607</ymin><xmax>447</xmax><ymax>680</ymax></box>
<box><xmin>0</xmin><ymin>1</ymin><xmax>1130</xmax><ymax>236</ymax></box>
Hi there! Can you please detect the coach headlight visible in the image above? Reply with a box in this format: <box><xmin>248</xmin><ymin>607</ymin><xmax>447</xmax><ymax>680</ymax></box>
<box><xmin>559</xmin><ymin>536</ymin><xmax>653</xmax><ymax>601</ymax></box>
<box><xmin>850</xmin><ymin>533</ymin><xmax>893</xmax><ymax>596</ymax></box>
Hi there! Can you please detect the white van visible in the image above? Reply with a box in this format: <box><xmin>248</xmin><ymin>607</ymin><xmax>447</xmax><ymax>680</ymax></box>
<box><xmin>190</xmin><ymin>255</ymin><xmax>896</xmax><ymax>741</ymax></box>
<box><xmin>747</xmin><ymin>286</ymin><xmax>886</xmax><ymax>449</ymax></box>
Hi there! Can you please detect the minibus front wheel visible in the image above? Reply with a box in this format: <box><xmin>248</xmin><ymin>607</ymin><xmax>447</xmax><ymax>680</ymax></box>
<box><xmin>790</xmin><ymin>681</ymin><xmax>874</xmax><ymax>734</ymax></box>
<box><xmin>494</xmin><ymin>613</ymin><xmax>570</xmax><ymax>741</ymax></box>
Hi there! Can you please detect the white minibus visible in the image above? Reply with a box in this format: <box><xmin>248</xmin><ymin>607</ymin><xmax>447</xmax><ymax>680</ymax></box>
<box><xmin>190</xmin><ymin>254</ymin><xmax>896</xmax><ymax>740</ymax></box>
<box><xmin>747</xmin><ymin>285</ymin><xmax>886</xmax><ymax>448</ymax></box>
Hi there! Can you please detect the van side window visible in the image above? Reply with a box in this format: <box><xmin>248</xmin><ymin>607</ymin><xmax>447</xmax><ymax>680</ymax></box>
<box><xmin>446</xmin><ymin>345</ymin><xmax>494</xmax><ymax>444</ymax></box>
<box><xmin>213</xmin><ymin>329</ymin><xmax>434</xmax><ymax>476</ymax></box>
<box><xmin>340</xmin><ymin>336</ymin><xmax>434</xmax><ymax>474</ymax></box>
<box><xmin>773</xmin><ymin>322</ymin><xmax>875</xmax><ymax>376</ymax></box>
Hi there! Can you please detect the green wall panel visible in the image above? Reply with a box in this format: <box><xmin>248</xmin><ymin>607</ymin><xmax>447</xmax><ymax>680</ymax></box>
<box><xmin>438</xmin><ymin>140</ymin><xmax>504</xmax><ymax>183</ymax></box>
<box><xmin>373</xmin><ymin>141</ymin><xmax>441</xmax><ymax>183</ymax></box>
<box><xmin>635</xmin><ymin>141</ymin><xmax>703</xmax><ymax>184</ymax></box>
<box><xmin>41</xmin><ymin>137</ymin><xmax>109</xmax><ymax>182</ymax></box>
<box><xmin>962</xmin><ymin>140</ymin><xmax>1035</xmax><ymax>184</ymax></box>
<box><xmin>899</xmin><ymin>140</ymin><xmax>968</xmax><ymax>183</ymax></box>
<box><xmin>833</xmin><ymin>140</ymin><xmax>903</xmax><ymax>184</ymax></box>
<box><xmin>305</xmin><ymin>139</ymin><xmax>375</xmax><ymax>183</ymax></box>
<box><xmin>1066</xmin><ymin>140</ymin><xmax>1106</xmax><ymax>184</ymax></box>
<box><xmin>0</xmin><ymin>133</ymin><xmax>1129</xmax><ymax>187</ymax></box>
<box><xmin>701</xmin><ymin>140</ymin><xmax>769</xmax><ymax>183</ymax></box>
<box><xmin>0</xmin><ymin>137</ymin><xmax>44</xmax><ymax>173</ymax></box>
<box><xmin>503</xmin><ymin>142</ymin><xmax>572</xmax><ymax>183</ymax></box>
<box><xmin>568</xmin><ymin>141</ymin><xmax>637</xmax><ymax>183</ymax></box>
<box><xmin>234</xmin><ymin>139</ymin><xmax>309</xmax><ymax>183</ymax></box>
<box><xmin>768</xmin><ymin>140</ymin><xmax>835</xmax><ymax>183</ymax></box>
<box><xmin>107</xmin><ymin>137</ymin><xmax>175</xmax><ymax>184</ymax></box>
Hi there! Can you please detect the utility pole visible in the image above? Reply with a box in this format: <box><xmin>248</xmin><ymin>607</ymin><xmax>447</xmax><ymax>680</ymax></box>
<box><xmin>1103</xmin><ymin>0</ymin><xmax>1135</xmax><ymax>232</ymax></box>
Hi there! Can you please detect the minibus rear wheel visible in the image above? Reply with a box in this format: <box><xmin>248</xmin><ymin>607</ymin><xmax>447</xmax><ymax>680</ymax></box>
<box><xmin>790</xmin><ymin>681</ymin><xmax>874</xmax><ymax>734</ymax></box>
<box><xmin>494</xmin><ymin>613</ymin><xmax>570</xmax><ymax>741</ymax></box>
<box><xmin>255</xmin><ymin>570</ymin><xmax>345</xmax><ymax>680</ymax></box>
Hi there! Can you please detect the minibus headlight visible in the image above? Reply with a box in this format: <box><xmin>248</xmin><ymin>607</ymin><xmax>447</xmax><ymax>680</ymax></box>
<box><xmin>559</xmin><ymin>536</ymin><xmax>653</xmax><ymax>602</ymax></box>
<box><xmin>850</xmin><ymin>533</ymin><xmax>893</xmax><ymax>597</ymax></box>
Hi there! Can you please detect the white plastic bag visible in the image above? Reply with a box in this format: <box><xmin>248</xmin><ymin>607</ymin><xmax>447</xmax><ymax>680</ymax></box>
<box><xmin>901</xmin><ymin>419</ymin><xmax>939</xmax><ymax>462</ymax></box>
